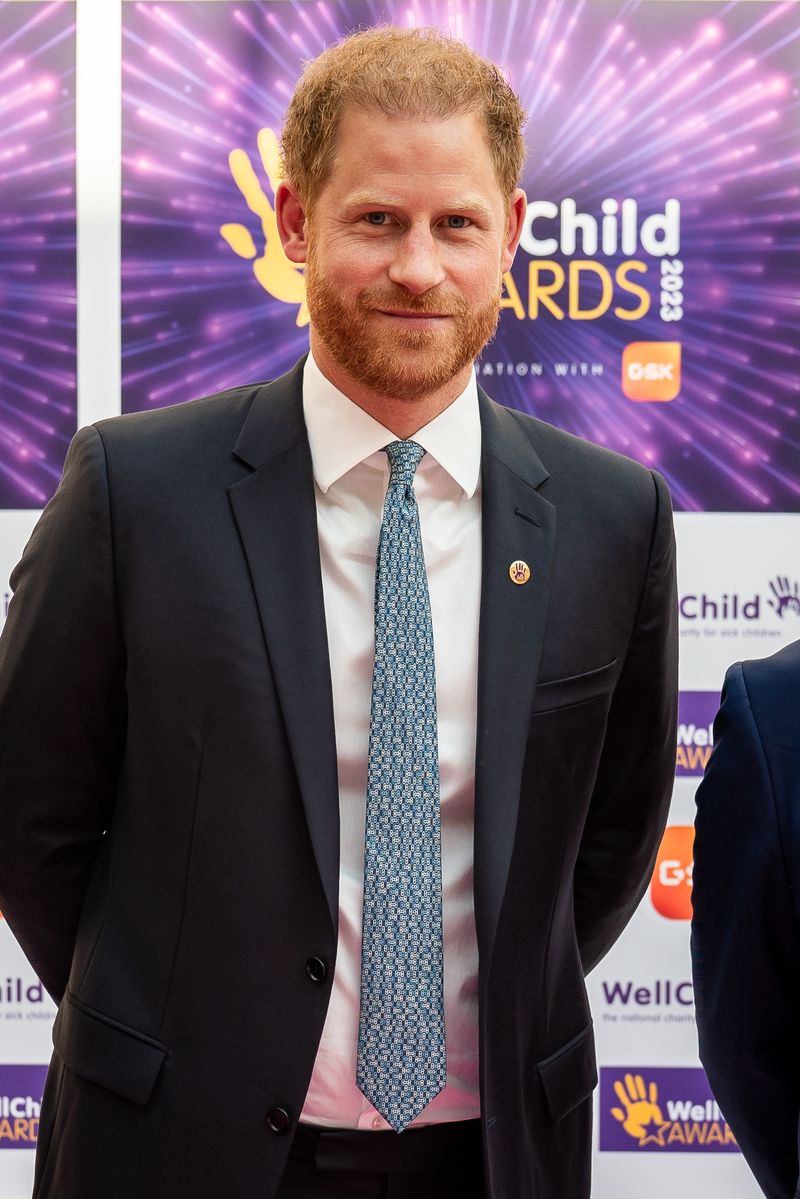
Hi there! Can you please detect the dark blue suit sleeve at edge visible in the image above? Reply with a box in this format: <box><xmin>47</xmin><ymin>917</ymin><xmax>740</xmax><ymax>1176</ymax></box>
<box><xmin>692</xmin><ymin>662</ymin><xmax>800</xmax><ymax>1199</ymax></box>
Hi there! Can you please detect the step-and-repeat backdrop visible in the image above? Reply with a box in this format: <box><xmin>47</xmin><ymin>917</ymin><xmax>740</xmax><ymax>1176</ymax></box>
<box><xmin>0</xmin><ymin>1</ymin><xmax>798</xmax><ymax>1195</ymax></box>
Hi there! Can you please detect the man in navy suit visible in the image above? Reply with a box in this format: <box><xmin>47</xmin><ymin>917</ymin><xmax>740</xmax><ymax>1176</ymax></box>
<box><xmin>692</xmin><ymin>639</ymin><xmax>800</xmax><ymax>1199</ymax></box>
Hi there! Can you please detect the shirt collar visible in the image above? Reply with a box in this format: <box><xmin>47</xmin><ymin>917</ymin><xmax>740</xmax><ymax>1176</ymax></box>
<box><xmin>302</xmin><ymin>351</ymin><xmax>481</xmax><ymax>498</ymax></box>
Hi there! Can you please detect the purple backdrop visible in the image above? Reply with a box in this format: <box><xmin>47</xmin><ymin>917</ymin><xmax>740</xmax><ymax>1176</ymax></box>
<box><xmin>120</xmin><ymin>1</ymin><xmax>800</xmax><ymax>511</ymax></box>
<box><xmin>0</xmin><ymin>1</ymin><xmax>76</xmax><ymax>508</ymax></box>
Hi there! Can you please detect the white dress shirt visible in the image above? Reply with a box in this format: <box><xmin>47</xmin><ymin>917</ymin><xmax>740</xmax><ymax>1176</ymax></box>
<box><xmin>299</xmin><ymin>351</ymin><xmax>482</xmax><ymax>1130</ymax></box>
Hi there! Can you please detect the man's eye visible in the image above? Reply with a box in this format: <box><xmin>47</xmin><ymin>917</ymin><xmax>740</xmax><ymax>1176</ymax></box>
<box><xmin>445</xmin><ymin>215</ymin><xmax>469</xmax><ymax>229</ymax></box>
<box><xmin>365</xmin><ymin>212</ymin><xmax>389</xmax><ymax>225</ymax></box>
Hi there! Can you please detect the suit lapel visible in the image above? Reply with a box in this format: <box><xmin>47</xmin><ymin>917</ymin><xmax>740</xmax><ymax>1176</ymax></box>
<box><xmin>228</xmin><ymin>360</ymin><xmax>339</xmax><ymax>934</ymax></box>
<box><xmin>475</xmin><ymin>392</ymin><xmax>556</xmax><ymax>977</ymax></box>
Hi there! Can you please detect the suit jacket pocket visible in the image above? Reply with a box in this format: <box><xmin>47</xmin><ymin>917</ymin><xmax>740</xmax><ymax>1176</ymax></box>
<box><xmin>52</xmin><ymin>990</ymin><xmax>168</xmax><ymax>1105</ymax></box>
<box><xmin>531</xmin><ymin>659</ymin><xmax>618</xmax><ymax>714</ymax></box>
<box><xmin>536</xmin><ymin>1023</ymin><xmax>597</xmax><ymax>1121</ymax></box>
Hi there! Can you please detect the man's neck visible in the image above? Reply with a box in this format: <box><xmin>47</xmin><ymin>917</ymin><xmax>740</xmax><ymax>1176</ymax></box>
<box><xmin>309</xmin><ymin>336</ymin><xmax>472</xmax><ymax>439</ymax></box>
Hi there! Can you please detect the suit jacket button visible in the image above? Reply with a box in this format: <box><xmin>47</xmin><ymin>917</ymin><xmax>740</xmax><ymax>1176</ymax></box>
<box><xmin>266</xmin><ymin>1107</ymin><xmax>291</xmax><ymax>1135</ymax></box>
<box><xmin>305</xmin><ymin>956</ymin><xmax>328</xmax><ymax>984</ymax></box>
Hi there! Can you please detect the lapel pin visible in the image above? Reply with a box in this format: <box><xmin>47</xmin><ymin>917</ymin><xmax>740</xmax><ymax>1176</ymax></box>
<box><xmin>509</xmin><ymin>560</ymin><xmax>531</xmax><ymax>585</ymax></box>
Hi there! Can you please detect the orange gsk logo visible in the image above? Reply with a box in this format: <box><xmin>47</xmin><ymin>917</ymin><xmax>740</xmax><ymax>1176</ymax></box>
<box><xmin>622</xmin><ymin>342</ymin><xmax>681</xmax><ymax>401</ymax></box>
<box><xmin>650</xmin><ymin>826</ymin><xmax>694</xmax><ymax>920</ymax></box>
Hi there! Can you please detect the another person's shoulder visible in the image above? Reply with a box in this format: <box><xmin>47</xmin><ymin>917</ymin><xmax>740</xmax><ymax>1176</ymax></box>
<box><xmin>735</xmin><ymin>639</ymin><xmax>800</xmax><ymax>720</ymax></box>
<box><xmin>717</xmin><ymin>642</ymin><xmax>800</xmax><ymax>758</ymax></box>
<box><xmin>741</xmin><ymin>638</ymin><xmax>800</xmax><ymax>684</ymax></box>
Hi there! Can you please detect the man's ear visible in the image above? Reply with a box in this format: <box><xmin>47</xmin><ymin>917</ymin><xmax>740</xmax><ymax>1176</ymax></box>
<box><xmin>501</xmin><ymin>187</ymin><xmax>527</xmax><ymax>275</ymax></box>
<box><xmin>275</xmin><ymin>180</ymin><xmax>309</xmax><ymax>264</ymax></box>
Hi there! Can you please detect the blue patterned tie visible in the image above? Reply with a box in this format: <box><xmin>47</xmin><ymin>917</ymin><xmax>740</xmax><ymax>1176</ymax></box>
<box><xmin>356</xmin><ymin>439</ymin><xmax>447</xmax><ymax>1133</ymax></box>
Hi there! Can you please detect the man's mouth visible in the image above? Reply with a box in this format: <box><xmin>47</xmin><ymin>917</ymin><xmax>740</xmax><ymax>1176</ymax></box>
<box><xmin>376</xmin><ymin>309</ymin><xmax>449</xmax><ymax>320</ymax></box>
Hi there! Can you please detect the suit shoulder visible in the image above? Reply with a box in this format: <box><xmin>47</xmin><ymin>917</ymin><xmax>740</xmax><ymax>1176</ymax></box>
<box><xmin>90</xmin><ymin>382</ymin><xmax>269</xmax><ymax>455</ymax></box>
<box><xmin>492</xmin><ymin>400</ymin><xmax>662</xmax><ymax>503</ymax></box>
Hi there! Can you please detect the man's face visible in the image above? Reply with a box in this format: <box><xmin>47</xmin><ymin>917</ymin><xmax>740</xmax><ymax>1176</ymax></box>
<box><xmin>286</xmin><ymin>107</ymin><xmax>524</xmax><ymax>403</ymax></box>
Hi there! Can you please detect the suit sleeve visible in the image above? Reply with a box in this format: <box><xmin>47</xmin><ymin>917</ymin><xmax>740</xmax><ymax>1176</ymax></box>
<box><xmin>692</xmin><ymin>664</ymin><xmax>800</xmax><ymax>1199</ymax></box>
<box><xmin>573</xmin><ymin>469</ymin><xmax>678</xmax><ymax>974</ymax></box>
<box><xmin>0</xmin><ymin>425</ymin><xmax>126</xmax><ymax>1003</ymax></box>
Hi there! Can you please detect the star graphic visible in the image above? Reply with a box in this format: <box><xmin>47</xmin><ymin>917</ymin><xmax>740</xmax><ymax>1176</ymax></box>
<box><xmin>638</xmin><ymin>1116</ymin><xmax>670</xmax><ymax>1147</ymax></box>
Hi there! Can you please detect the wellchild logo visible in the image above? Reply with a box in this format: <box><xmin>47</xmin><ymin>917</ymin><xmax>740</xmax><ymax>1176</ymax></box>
<box><xmin>676</xmin><ymin>693</ymin><xmax>718</xmax><ymax>776</ymax></box>
<box><xmin>600</xmin><ymin>978</ymin><xmax>694</xmax><ymax>1027</ymax></box>
<box><xmin>511</xmin><ymin>197</ymin><xmax>681</xmax><ymax>325</ymax></box>
<box><xmin>680</xmin><ymin>576</ymin><xmax>800</xmax><ymax>624</ymax></box>
<box><xmin>680</xmin><ymin>575</ymin><xmax>800</xmax><ymax>646</ymax></box>
<box><xmin>600</xmin><ymin>1068</ymin><xmax>738</xmax><ymax>1152</ymax></box>
<box><xmin>0</xmin><ymin>1066</ymin><xmax>47</xmax><ymax>1148</ymax></box>
<box><xmin>602</xmin><ymin>980</ymin><xmax>693</xmax><ymax>1008</ymax></box>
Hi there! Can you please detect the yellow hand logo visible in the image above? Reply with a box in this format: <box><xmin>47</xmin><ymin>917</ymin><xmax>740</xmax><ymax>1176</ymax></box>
<box><xmin>220</xmin><ymin>127</ymin><xmax>309</xmax><ymax>327</ymax></box>
<box><xmin>611</xmin><ymin>1074</ymin><xmax>668</xmax><ymax>1146</ymax></box>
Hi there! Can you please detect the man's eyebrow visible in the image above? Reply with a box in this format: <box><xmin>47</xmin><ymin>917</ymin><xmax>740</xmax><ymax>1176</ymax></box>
<box><xmin>343</xmin><ymin>192</ymin><xmax>495</xmax><ymax>217</ymax></box>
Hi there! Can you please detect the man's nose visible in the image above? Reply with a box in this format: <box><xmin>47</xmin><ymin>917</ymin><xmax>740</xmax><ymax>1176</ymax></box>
<box><xmin>387</xmin><ymin>226</ymin><xmax>447</xmax><ymax>294</ymax></box>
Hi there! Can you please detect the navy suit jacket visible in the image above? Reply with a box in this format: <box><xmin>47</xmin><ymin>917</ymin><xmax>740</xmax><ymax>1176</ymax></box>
<box><xmin>0</xmin><ymin>359</ymin><xmax>677</xmax><ymax>1199</ymax></box>
<box><xmin>693</xmin><ymin>639</ymin><xmax>800</xmax><ymax>1199</ymax></box>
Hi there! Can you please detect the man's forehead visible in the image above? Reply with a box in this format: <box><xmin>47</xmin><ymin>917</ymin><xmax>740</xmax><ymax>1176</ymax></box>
<box><xmin>325</xmin><ymin>108</ymin><xmax>499</xmax><ymax>189</ymax></box>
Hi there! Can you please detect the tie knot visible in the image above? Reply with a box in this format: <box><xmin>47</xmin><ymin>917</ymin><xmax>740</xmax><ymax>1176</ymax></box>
<box><xmin>384</xmin><ymin>440</ymin><xmax>425</xmax><ymax>488</ymax></box>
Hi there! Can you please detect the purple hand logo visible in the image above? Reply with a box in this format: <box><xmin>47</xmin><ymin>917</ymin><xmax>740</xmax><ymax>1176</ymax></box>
<box><xmin>767</xmin><ymin>576</ymin><xmax>800</xmax><ymax>619</ymax></box>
